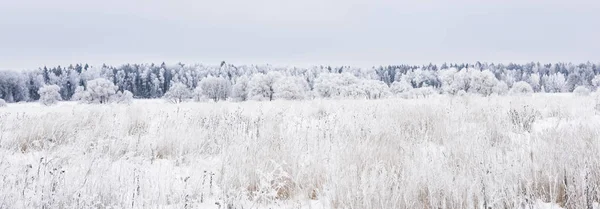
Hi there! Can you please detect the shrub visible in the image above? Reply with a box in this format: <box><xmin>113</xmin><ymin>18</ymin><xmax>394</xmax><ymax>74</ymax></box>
<box><xmin>38</xmin><ymin>85</ymin><xmax>61</xmax><ymax>106</ymax></box>
<box><xmin>509</xmin><ymin>81</ymin><xmax>534</xmax><ymax>96</ymax></box>
<box><xmin>573</xmin><ymin>86</ymin><xmax>590</xmax><ymax>96</ymax></box>
<box><xmin>508</xmin><ymin>105</ymin><xmax>539</xmax><ymax>132</ymax></box>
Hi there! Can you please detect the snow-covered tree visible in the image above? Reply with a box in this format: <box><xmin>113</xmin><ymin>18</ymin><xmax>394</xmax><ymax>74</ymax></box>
<box><xmin>528</xmin><ymin>73</ymin><xmax>541</xmax><ymax>92</ymax></box>
<box><xmin>38</xmin><ymin>85</ymin><xmax>61</xmax><ymax>106</ymax></box>
<box><xmin>231</xmin><ymin>75</ymin><xmax>250</xmax><ymax>102</ymax></box>
<box><xmin>313</xmin><ymin>73</ymin><xmax>360</xmax><ymax>98</ymax></box>
<box><xmin>543</xmin><ymin>73</ymin><xmax>566</xmax><ymax>93</ymax></box>
<box><xmin>359</xmin><ymin>79</ymin><xmax>390</xmax><ymax>99</ymax></box>
<box><xmin>198</xmin><ymin>76</ymin><xmax>231</xmax><ymax>101</ymax></box>
<box><xmin>509</xmin><ymin>81</ymin><xmax>534</xmax><ymax>96</ymax></box>
<box><xmin>273</xmin><ymin>76</ymin><xmax>308</xmax><ymax>100</ymax></box>
<box><xmin>248</xmin><ymin>72</ymin><xmax>282</xmax><ymax>101</ymax></box>
<box><xmin>71</xmin><ymin>86</ymin><xmax>88</xmax><ymax>102</ymax></box>
<box><xmin>439</xmin><ymin>68</ymin><xmax>471</xmax><ymax>95</ymax></box>
<box><xmin>112</xmin><ymin>90</ymin><xmax>134</xmax><ymax>104</ymax></box>
<box><xmin>493</xmin><ymin>81</ymin><xmax>509</xmax><ymax>95</ymax></box>
<box><xmin>0</xmin><ymin>98</ymin><xmax>6</xmax><ymax>107</ymax></box>
<box><xmin>573</xmin><ymin>86</ymin><xmax>590</xmax><ymax>96</ymax></box>
<box><xmin>591</xmin><ymin>75</ymin><xmax>600</xmax><ymax>90</ymax></box>
<box><xmin>390</xmin><ymin>80</ymin><xmax>413</xmax><ymax>95</ymax></box>
<box><xmin>77</xmin><ymin>78</ymin><xmax>118</xmax><ymax>104</ymax></box>
<box><xmin>469</xmin><ymin>70</ymin><xmax>500</xmax><ymax>96</ymax></box>
<box><xmin>163</xmin><ymin>83</ymin><xmax>192</xmax><ymax>103</ymax></box>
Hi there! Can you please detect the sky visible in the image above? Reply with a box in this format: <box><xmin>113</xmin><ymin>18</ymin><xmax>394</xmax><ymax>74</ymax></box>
<box><xmin>1</xmin><ymin>0</ymin><xmax>599</xmax><ymax>70</ymax></box>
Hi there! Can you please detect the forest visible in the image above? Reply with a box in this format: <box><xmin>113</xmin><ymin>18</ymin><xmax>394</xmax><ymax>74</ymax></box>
<box><xmin>1</xmin><ymin>61</ymin><xmax>598</xmax><ymax>103</ymax></box>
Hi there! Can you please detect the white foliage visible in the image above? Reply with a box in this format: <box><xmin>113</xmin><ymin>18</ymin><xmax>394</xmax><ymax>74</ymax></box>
<box><xmin>493</xmin><ymin>81</ymin><xmax>509</xmax><ymax>95</ymax></box>
<box><xmin>273</xmin><ymin>76</ymin><xmax>308</xmax><ymax>100</ymax></box>
<box><xmin>440</xmin><ymin>68</ymin><xmax>504</xmax><ymax>96</ymax></box>
<box><xmin>510</xmin><ymin>81</ymin><xmax>534</xmax><ymax>96</ymax></box>
<box><xmin>231</xmin><ymin>75</ymin><xmax>250</xmax><ymax>102</ymax></box>
<box><xmin>198</xmin><ymin>76</ymin><xmax>231</xmax><ymax>101</ymax></box>
<box><xmin>573</xmin><ymin>86</ymin><xmax>590</xmax><ymax>96</ymax></box>
<box><xmin>313</xmin><ymin>73</ymin><xmax>360</xmax><ymax>98</ymax></box>
<box><xmin>592</xmin><ymin>75</ymin><xmax>600</xmax><ymax>89</ymax></box>
<box><xmin>1</xmin><ymin>97</ymin><xmax>600</xmax><ymax>208</ymax></box>
<box><xmin>77</xmin><ymin>78</ymin><xmax>118</xmax><ymax>104</ymax></box>
<box><xmin>529</xmin><ymin>73</ymin><xmax>541</xmax><ymax>92</ymax></box>
<box><xmin>163</xmin><ymin>83</ymin><xmax>192</xmax><ymax>103</ymax></box>
<box><xmin>248</xmin><ymin>72</ymin><xmax>282</xmax><ymax>101</ymax></box>
<box><xmin>38</xmin><ymin>85</ymin><xmax>61</xmax><ymax>106</ymax></box>
<box><xmin>468</xmin><ymin>70</ymin><xmax>500</xmax><ymax>96</ymax></box>
<box><xmin>390</xmin><ymin>80</ymin><xmax>413</xmax><ymax>95</ymax></box>
<box><xmin>358</xmin><ymin>79</ymin><xmax>390</xmax><ymax>99</ymax></box>
<box><xmin>543</xmin><ymin>73</ymin><xmax>567</xmax><ymax>93</ymax></box>
<box><xmin>71</xmin><ymin>86</ymin><xmax>88</xmax><ymax>102</ymax></box>
<box><xmin>111</xmin><ymin>90</ymin><xmax>134</xmax><ymax>104</ymax></box>
<box><xmin>401</xmin><ymin>87</ymin><xmax>437</xmax><ymax>99</ymax></box>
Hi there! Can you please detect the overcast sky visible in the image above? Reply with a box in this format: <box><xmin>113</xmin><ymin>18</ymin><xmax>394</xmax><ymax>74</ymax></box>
<box><xmin>1</xmin><ymin>0</ymin><xmax>599</xmax><ymax>69</ymax></box>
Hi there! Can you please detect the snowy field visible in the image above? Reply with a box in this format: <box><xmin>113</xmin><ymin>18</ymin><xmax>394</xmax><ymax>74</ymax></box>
<box><xmin>1</xmin><ymin>94</ymin><xmax>600</xmax><ymax>209</ymax></box>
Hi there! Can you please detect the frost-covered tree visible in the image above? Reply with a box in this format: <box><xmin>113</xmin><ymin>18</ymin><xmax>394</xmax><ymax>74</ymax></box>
<box><xmin>198</xmin><ymin>76</ymin><xmax>231</xmax><ymax>101</ymax></box>
<box><xmin>528</xmin><ymin>73</ymin><xmax>541</xmax><ymax>92</ymax></box>
<box><xmin>509</xmin><ymin>81</ymin><xmax>534</xmax><ymax>96</ymax></box>
<box><xmin>573</xmin><ymin>86</ymin><xmax>590</xmax><ymax>96</ymax></box>
<box><xmin>469</xmin><ymin>70</ymin><xmax>500</xmax><ymax>96</ymax></box>
<box><xmin>543</xmin><ymin>73</ymin><xmax>566</xmax><ymax>93</ymax></box>
<box><xmin>231</xmin><ymin>75</ymin><xmax>250</xmax><ymax>102</ymax></box>
<box><xmin>359</xmin><ymin>79</ymin><xmax>390</xmax><ymax>99</ymax></box>
<box><xmin>248</xmin><ymin>72</ymin><xmax>282</xmax><ymax>101</ymax></box>
<box><xmin>78</xmin><ymin>78</ymin><xmax>118</xmax><ymax>104</ymax></box>
<box><xmin>565</xmin><ymin>73</ymin><xmax>582</xmax><ymax>92</ymax></box>
<box><xmin>273</xmin><ymin>76</ymin><xmax>308</xmax><ymax>100</ymax></box>
<box><xmin>591</xmin><ymin>75</ymin><xmax>600</xmax><ymax>90</ymax></box>
<box><xmin>493</xmin><ymin>81</ymin><xmax>509</xmax><ymax>95</ymax></box>
<box><xmin>112</xmin><ymin>90</ymin><xmax>134</xmax><ymax>104</ymax></box>
<box><xmin>439</xmin><ymin>68</ymin><xmax>471</xmax><ymax>95</ymax></box>
<box><xmin>313</xmin><ymin>73</ymin><xmax>361</xmax><ymax>98</ymax></box>
<box><xmin>38</xmin><ymin>85</ymin><xmax>61</xmax><ymax>106</ymax></box>
<box><xmin>71</xmin><ymin>86</ymin><xmax>88</xmax><ymax>101</ymax></box>
<box><xmin>0</xmin><ymin>98</ymin><xmax>6</xmax><ymax>107</ymax></box>
<box><xmin>390</xmin><ymin>80</ymin><xmax>413</xmax><ymax>95</ymax></box>
<box><xmin>163</xmin><ymin>83</ymin><xmax>191</xmax><ymax>103</ymax></box>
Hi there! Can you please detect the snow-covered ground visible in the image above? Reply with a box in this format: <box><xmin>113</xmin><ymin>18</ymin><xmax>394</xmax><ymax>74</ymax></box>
<box><xmin>1</xmin><ymin>94</ymin><xmax>599</xmax><ymax>208</ymax></box>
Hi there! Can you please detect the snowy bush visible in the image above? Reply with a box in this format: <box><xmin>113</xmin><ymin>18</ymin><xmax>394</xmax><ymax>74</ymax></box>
<box><xmin>112</xmin><ymin>90</ymin><xmax>134</xmax><ymax>104</ymax></box>
<box><xmin>273</xmin><ymin>76</ymin><xmax>308</xmax><ymax>100</ymax></box>
<box><xmin>573</xmin><ymin>86</ymin><xmax>590</xmax><ymax>96</ymax></box>
<box><xmin>71</xmin><ymin>86</ymin><xmax>87</xmax><ymax>101</ymax></box>
<box><xmin>76</xmin><ymin>78</ymin><xmax>119</xmax><ymax>104</ymax></box>
<box><xmin>509</xmin><ymin>81</ymin><xmax>534</xmax><ymax>96</ymax></box>
<box><xmin>390</xmin><ymin>80</ymin><xmax>413</xmax><ymax>95</ymax></box>
<box><xmin>493</xmin><ymin>81</ymin><xmax>509</xmax><ymax>95</ymax></box>
<box><xmin>248</xmin><ymin>72</ymin><xmax>282</xmax><ymax>101</ymax></box>
<box><xmin>468</xmin><ymin>70</ymin><xmax>499</xmax><ymax>96</ymax></box>
<box><xmin>401</xmin><ymin>87</ymin><xmax>437</xmax><ymax>99</ymax></box>
<box><xmin>231</xmin><ymin>75</ymin><xmax>250</xmax><ymax>102</ymax></box>
<box><xmin>0</xmin><ymin>98</ymin><xmax>6</xmax><ymax>107</ymax></box>
<box><xmin>359</xmin><ymin>79</ymin><xmax>390</xmax><ymax>99</ymax></box>
<box><xmin>37</xmin><ymin>85</ymin><xmax>62</xmax><ymax>106</ymax></box>
<box><xmin>313</xmin><ymin>73</ymin><xmax>363</xmax><ymax>99</ymax></box>
<box><xmin>508</xmin><ymin>105</ymin><xmax>539</xmax><ymax>132</ymax></box>
<box><xmin>163</xmin><ymin>83</ymin><xmax>192</xmax><ymax>103</ymax></box>
<box><xmin>198</xmin><ymin>76</ymin><xmax>231</xmax><ymax>102</ymax></box>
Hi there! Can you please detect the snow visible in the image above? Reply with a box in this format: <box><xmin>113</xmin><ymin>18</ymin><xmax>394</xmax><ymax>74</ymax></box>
<box><xmin>1</xmin><ymin>94</ymin><xmax>600</xmax><ymax>208</ymax></box>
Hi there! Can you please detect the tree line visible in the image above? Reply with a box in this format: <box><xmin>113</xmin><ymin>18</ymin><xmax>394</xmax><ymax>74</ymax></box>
<box><xmin>1</xmin><ymin>61</ymin><xmax>599</xmax><ymax>103</ymax></box>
